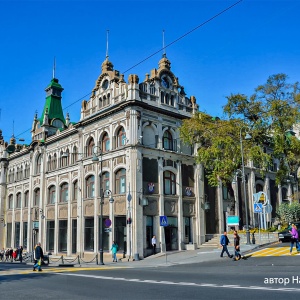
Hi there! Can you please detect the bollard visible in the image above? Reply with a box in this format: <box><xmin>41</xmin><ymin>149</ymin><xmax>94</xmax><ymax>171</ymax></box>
<box><xmin>252</xmin><ymin>233</ymin><xmax>255</xmax><ymax>244</ymax></box>
<box><xmin>61</xmin><ymin>255</ymin><xmax>64</xmax><ymax>264</ymax></box>
<box><xmin>77</xmin><ymin>255</ymin><xmax>80</xmax><ymax>265</ymax></box>
<box><xmin>96</xmin><ymin>254</ymin><xmax>98</xmax><ymax>265</ymax></box>
<box><xmin>133</xmin><ymin>253</ymin><xmax>139</xmax><ymax>261</ymax></box>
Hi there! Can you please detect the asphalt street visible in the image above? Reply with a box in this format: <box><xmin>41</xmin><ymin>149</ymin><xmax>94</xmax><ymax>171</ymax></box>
<box><xmin>1</xmin><ymin>243</ymin><xmax>300</xmax><ymax>300</ymax></box>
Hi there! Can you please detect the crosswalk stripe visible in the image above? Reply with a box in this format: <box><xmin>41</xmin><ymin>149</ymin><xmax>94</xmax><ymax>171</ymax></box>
<box><xmin>250</xmin><ymin>246</ymin><xmax>299</xmax><ymax>257</ymax></box>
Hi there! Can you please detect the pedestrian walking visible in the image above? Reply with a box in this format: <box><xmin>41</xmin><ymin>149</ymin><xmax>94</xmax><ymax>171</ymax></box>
<box><xmin>151</xmin><ymin>235</ymin><xmax>157</xmax><ymax>255</ymax></box>
<box><xmin>33</xmin><ymin>242</ymin><xmax>44</xmax><ymax>271</ymax></box>
<box><xmin>233</xmin><ymin>231</ymin><xmax>241</xmax><ymax>261</ymax></box>
<box><xmin>19</xmin><ymin>245</ymin><xmax>23</xmax><ymax>263</ymax></box>
<box><xmin>220</xmin><ymin>231</ymin><xmax>233</xmax><ymax>258</ymax></box>
<box><xmin>111</xmin><ymin>241</ymin><xmax>119</xmax><ymax>262</ymax></box>
<box><xmin>289</xmin><ymin>224</ymin><xmax>300</xmax><ymax>255</ymax></box>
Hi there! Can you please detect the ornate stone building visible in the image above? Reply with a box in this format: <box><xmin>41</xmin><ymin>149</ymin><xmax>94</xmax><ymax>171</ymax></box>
<box><xmin>0</xmin><ymin>52</ymin><xmax>296</xmax><ymax>258</ymax></box>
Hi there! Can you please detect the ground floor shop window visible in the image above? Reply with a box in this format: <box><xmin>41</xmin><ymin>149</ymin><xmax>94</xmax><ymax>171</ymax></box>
<box><xmin>99</xmin><ymin>216</ymin><xmax>109</xmax><ymax>251</ymax></box>
<box><xmin>184</xmin><ymin>217</ymin><xmax>192</xmax><ymax>244</ymax></box>
<box><xmin>23</xmin><ymin>222</ymin><xmax>28</xmax><ymax>249</ymax></box>
<box><xmin>115</xmin><ymin>217</ymin><xmax>126</xmax><ymax>251</ymax></box>
<box><xmin>58</xmin><ymin>220</ymin><xmax>67</xmax><ymax>252</ymax></box>
<box><xmin>6</xmin><ymin>223</ymin><xmax>12</xmax><ymax>247</ymax></box>
<box><xmin>72</xmin><ymin>219</ymin><xmax>77</xmax><ymax>254</ymax></box>
<box><xmin>15</xmin><ymin>222</ymin><xmax>20</xmax><ymax>247</ymax></box>
<box><xmin>47</xmin><ymin>221</ymin><xmax>55</xmax><ymax>251</ymax></box>
<box><xmin>146</xmin><ymin>216</ymin><xmax>153</xmax><ymax>249</ymax></box>
<box><xmin>85</xmin><ymin>218</ymin><xmax>94</xmax><ymax>251</ymax></box>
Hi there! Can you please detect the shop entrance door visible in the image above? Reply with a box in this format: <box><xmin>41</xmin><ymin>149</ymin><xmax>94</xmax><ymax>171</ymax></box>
<box><xmin>164</xmin><ymin>226</ymin><xmax>178</xmax><ymax>251</ymax></box>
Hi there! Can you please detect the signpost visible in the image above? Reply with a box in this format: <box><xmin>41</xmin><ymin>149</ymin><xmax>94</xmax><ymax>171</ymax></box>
<box><xmin>160</xmin><ymin>216</ymin><xmax>168</xmax><ymax>263</ymax></box>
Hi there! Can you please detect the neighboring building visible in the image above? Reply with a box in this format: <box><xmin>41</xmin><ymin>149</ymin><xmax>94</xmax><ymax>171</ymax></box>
<box><xmin>0</xmin><ymin>53</ymin><xmax>296</xmax><ymax>257</ymax></box>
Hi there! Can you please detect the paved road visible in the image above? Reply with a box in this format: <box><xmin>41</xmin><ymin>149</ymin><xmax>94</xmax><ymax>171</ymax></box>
<box><xmin>1</xmin><ymin>243</ymin><xmax>300</xmax><ymax>299</ymax></box>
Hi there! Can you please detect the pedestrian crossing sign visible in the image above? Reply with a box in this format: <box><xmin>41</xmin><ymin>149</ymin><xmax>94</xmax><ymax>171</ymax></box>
<box><xmin>254</xmin><ymin>203</ymin><xmax>263</xmax><ymax>213</ymax></box>
<box><xmin>160</xmin><ymin>216</ymin><xmax>168</xmax><ymax>227</ymax></box>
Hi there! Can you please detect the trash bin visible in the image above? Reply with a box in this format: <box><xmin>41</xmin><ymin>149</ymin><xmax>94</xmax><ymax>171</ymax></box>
<box><xmin>134</xmin><ymin>253</ymin><xmax>139</xmax><ymax>261</ymax></box>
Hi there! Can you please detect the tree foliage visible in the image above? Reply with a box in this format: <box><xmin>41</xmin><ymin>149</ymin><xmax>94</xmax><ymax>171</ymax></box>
<box><xmin>276</xmin><ymin>202</ymin><xmax>300</xmax><ymax>223</ymax></box>
<box><xmin>180</xmin><ymin>74</ymin><xmax>300</xmax><ymax>186</ymax></box>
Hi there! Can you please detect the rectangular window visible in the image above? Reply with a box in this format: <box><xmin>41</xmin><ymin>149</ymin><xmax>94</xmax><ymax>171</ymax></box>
<box><xmin>84</xmin><ymin>218</ymin><xmax>94</xmax><ymax>251</ymax></box>
<box><xmin>72</xmin><ymin>219</ymin><xmax>77</xmax><ymax>254</ymax></box>
<box><xmin>58</xmin><ymin>220</ymin><xmax>68</xmax><ymax>252</ymax></box>
<box><xmin>120</xmin><ymin>177</ymin><xmax>126</xmax><ymax>194</ymax></box>
<box><xmin>47</xmin><ymin>221</ymin><xmax>55</xmax><ymax>251</ymax></box>
<box><xmin>15</xmin><ymin>222</ymin><xmax>20</xmax><ymax>247</ymax></box>
<box><xmin>184</xmin><ymin>217</ymin><xmax>192</xmax><ymax>244</ymax></box>
<box><xmin>23</xmin><ymin>222</ymin><xmax>28</xmax><ymax>249</ymax></box>
<box><xmin>6</xmin><ymin>223</ymin><xmax>12</xmax><ymax>247</ymax></box>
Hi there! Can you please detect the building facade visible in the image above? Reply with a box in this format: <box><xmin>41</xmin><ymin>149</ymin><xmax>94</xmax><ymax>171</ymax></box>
<box><xmin>0</xmin><ymin>53</ymin><xmax>297</xmax><ymax>258</ymax></box>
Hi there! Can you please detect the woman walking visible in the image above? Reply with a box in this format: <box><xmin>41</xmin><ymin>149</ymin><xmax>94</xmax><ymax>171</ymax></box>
<box><xmin>289</xmin><ymin>224</ymin><xmax>300</xmax><ymax>255</ymax></box>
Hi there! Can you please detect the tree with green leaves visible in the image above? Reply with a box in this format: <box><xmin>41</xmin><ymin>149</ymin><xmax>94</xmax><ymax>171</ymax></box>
<box><xmin>276</xmin><ymin>201</ymin><xmax>300</xmax><ymax>223</ymax></box>
<box><xmin>180</xmin><ymin>73</ymin><xmax>300</xmax><ymax>187</ymax></box>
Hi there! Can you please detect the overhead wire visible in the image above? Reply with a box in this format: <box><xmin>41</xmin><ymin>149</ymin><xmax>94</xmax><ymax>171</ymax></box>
<box><xmin>13</xmin><ymin>0</ymin><xmax>243</xmax><ymax>139</ymax></box>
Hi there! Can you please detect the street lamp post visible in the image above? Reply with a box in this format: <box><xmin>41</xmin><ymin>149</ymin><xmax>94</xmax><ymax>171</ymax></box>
<box><xmin>239</xmin><ymin>128</ymin><xmax>251</xmax><ymax>245</ymax></box>
<box><xmin>92</xmin><ymin>146</ymin><xmax>114</xmax><ymax>265</ymax></box>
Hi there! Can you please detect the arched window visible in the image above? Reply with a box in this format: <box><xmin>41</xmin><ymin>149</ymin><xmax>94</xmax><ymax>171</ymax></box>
<box><xmin>165</xmin><ymin>93</ymin><xmax>170</xmax><ymax>105</ymax></box>
<box><xmin>36</xmin><ymin>154</ymin><xmax>42</xmax><ymax>174</ymax></box>
<box><xmin>103</xmin><ymin>96</ymin><xmax>107</xmax><ymax>107</ymax></box>
<box><xmin>117</xmin><ymin>127</ymin><xmax>126</xmax><ymax>148</ymax></box>
<box><xmin>61</xmin><ymin>149</ymin><xmax>69</xmax><ymax>167</ymax></box>
<box><xmin>34</xmin><ymin>189</ymin><xmax>40</xmax><ymax>206</ymax></box>
<box><xmin>87</xmin><ymin>138</ymin><xmax>95</xmax><ymax>157</ymax></box>
<box><xmin>102</xmin><ymin>133</ymin><xmax>110</xmax><ymax>152</ymax></box>
<box><xmin>16</xmin><ymin>193</ymin><xmax>21</xmax><ymax>208</ymax></box>
<box><xmin>52</xmin><ymin>153</ymin><xmax>57</xmax><ymax>170</ymax></box>
<box><xmin>115</xmin><ymin>169</ymin><xmax>126</xmax><ymax>194</ymax></box>
<box><xmin>282</xmin><ymin>187</ymin><xmax>288</xmax><ymax>202</ymax></box>
<box><xmin>25</xmin><ymin>164</ymin><xmax>30</xmax><ymax>178</ymax></box>
<box><xmin>99</xmin><ymin>97</ymin><xmax>103</xmax><ymax>108</ymax></box>
<box><xmin>73</xmin><ymin>180</ymin><xmax>78</xmax><ymax>201</ymax></box>
<box><xmin>8</xmin><ymin>169</ymin><xmax>14</xmax><ymax>183</ymax></box>
<box><xmin>60</xmin><ymin>183</ymin><xmax>69</xmax><ymax>203</ymax></box>
<box><xmin>86</xmin><ymin>175</ymin><xmax>95</xmax><ymax>198</ymax></box>
<box><xmin>8</xmin><ymin>194</ymin><xmax>13</xmax><ymax>209</ymax></box>
<box><xmin>71</xmin><ymin>146</ymin><xmax>78</xmax><ymax>164</ymax></box>
<box><xmin>48</xmin><ymin>185</ymin><xmax>56</xmax><ymax>204</ymax></box>
<box><xmin>24</xmin><ymin>191</ymin><xmax>29</xmax><ymax>207</ymax></box>
<box><xmin>100</xmin><ymin>172</ymin><xmax>110</xmax><ymax>193</ymax></box>
<box><xmin>107</xmin><ymin>94</ymin><xmax>110</xmax><ymax>105</ymax></box>
<box><xmin>16</xmin><ymin>167</ymin><xmax>20</xmax><ymax>180</ymax></box>
<box><xmin>256</xmin><ymin>184</ymin><xmax>263</xmax><ymax>192</ymax></box>
<box><xmin>170</xmin><ymin>95</ymin><xmax>175</xmax><ymax>106</ymax></box>
<box><xmin>164</xmin><ymin>171</ymin><xmax>176</xmax><ymax>195</ymax></box>
<box><xmin>48</xmin><ymin>155</ymin><xmax>52</xmax><ymax>171</ymax></box>
<box><xmin>163</xmin><ymin>130</ymin><xmax>173</xmax><ymax>150</ymax></box>
<box><xmin>161</xmin><ymin>91</ymin><xmax>164</xmax><ymax>103</ymax></box>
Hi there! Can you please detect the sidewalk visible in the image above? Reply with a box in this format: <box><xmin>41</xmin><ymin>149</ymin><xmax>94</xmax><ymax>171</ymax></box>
<box><xmin>1</xmin><ymin>241</ymin><xmax>277</xmax><ymax>271</ymax></box>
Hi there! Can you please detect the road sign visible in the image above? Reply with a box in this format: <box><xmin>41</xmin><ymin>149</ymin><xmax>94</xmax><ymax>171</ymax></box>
<box><xmin>264</xmin><ymin>203</ymin><xmax>273</xmax><ymax>214</ymax></box>
<box><xmin>227</xmin><ymin>216</ymin><xmax>239</xmax><ymax>226</ymax></box>
<box><xmin>254</xmin><ymin>203</ymin><xmax>263</xmax><ymax>213</ymax></box>
<box><xmin>160</xmin><ymin>216</ymin><xmax>168</xmax><ymax>227</ymax></box>
<box><xmin>104</xmin><ymin>219</ymin><xmax>111</xmax><ymax>227</ymax></box>
<box><xmin>104</xmin><ymin>228</ymin><xmax>112</xmax><ymax>232</ymax></box>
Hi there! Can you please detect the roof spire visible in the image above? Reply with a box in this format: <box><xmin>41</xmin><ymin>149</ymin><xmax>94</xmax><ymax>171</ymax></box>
<box><xmin>106</xmin><ymin>29</ymin><xmax>109</xmax><ymax>60</ymax></box>
<box><xmin>53</xmin><ymin>56</ymin><xmax>56</xmax><ymax>79</ymax></box>
<box><xmin>162</xmin><ymin>29</ymin><xmax>166</xmax><ymax>58</ymax></box>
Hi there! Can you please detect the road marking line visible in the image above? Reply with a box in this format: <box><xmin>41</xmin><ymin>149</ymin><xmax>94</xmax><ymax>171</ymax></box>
<box><xmin>53</xmin><ymin>273</ymin><xmax>300</xmax><ymax>293</ymax></box>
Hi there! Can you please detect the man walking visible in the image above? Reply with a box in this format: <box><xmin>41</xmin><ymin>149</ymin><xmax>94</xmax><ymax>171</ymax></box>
<box><xmin>220</xmin><ymin>231</ymin><xmax>233</xmax><ymax>258</ymax></box>
<box><xmin>33</xmin><ymin>242</ymin><xmax>44</xmax><ymax>271</ymax></box>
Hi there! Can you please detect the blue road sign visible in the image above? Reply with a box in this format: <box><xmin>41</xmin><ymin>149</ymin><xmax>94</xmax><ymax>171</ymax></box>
<box><xmin>160</xmin><ymin>216</ymin><xmax>168</xmax><ymax>227</ymax></box>
<box><xmin>253</xmin><ymin>203</ymin><xmax>263</xmax><ymax>213</ymax></box>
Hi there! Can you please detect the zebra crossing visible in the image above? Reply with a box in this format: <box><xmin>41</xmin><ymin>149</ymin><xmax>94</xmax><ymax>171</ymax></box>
<box><xmin>250</xmin><ymin>246</ymin><xmax>300</xmax><ymax>257</ymax></box>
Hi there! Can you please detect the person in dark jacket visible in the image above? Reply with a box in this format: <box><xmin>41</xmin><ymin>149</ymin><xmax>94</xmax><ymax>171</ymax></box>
<box><xmin>19</xmin><ymin>246</ymin><xmax>23</xmax><ymax>263</ymax></box>
<box><xmin>233</xmin><ymin>231</ymin><xmax>241</xmax><ymax>261</ymax></box>
<box><xmin>33</xmin><ymin>242</ymin><xmax>44</xmax><ymax>271</ymax></box>
<box><xmin>220</xmin><ymin>231</ymin><xmax>233</xmax><ymax>258</ymax></box>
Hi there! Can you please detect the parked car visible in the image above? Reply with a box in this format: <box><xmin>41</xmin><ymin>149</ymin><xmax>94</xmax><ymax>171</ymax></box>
<box><xmin>278</xmin><ymin>222</ymin><xmax>300</xmax><ymax>242</ymax></box>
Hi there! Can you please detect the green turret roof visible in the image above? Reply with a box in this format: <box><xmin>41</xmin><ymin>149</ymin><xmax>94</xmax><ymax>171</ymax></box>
<box><xmin>40</xmin><ymin>78</ymin><xmax>65</xmax><ymax>125</ymax></box>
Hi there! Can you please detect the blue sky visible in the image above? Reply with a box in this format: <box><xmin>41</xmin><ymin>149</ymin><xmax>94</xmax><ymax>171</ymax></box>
<box><xmin>1</xmin><ymin>0</ymin><xmax>299</xmax><ymax>143</ymax></box>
